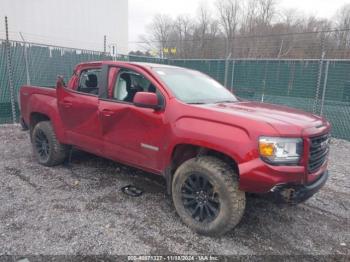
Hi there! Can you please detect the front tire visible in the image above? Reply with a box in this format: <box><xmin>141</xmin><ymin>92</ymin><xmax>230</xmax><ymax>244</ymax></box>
<box><xmin>31</xmin><ymin>121</ymin><xmax>68</xmax><ymax>166</ymax></box>
<box><xmin>172</xmin><ymin>156</ymin><xmax>246</xmax><ymax>236</ymax></box>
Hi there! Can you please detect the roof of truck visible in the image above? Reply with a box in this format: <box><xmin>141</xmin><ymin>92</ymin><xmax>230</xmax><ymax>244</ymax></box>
<box><xmin>78</xmin><ymin>61</ymin><xmax>183</xmax><ymax>70</ymax></box>
<box><xmin>130</xmin><ymin>62</ymin><xmax>182</xmax><ymax>69</ymax></box>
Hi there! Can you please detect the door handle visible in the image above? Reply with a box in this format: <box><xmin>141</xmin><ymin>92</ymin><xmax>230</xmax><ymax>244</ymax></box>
<box><xmin>60</xmin><ymin>100</ymin><xmax>72</xmax><ymax>108</ymax></box>
<box><xmin>101</xmin><ymin>109</ymin><xmax>114</xmax><ymax>117</ymax></box>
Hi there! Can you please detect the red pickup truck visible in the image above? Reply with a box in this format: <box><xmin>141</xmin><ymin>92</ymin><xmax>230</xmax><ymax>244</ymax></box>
<box><xmin>19</xmin><ymin>61</ymin><xmax>331</xmax><ymax>236</ymax></box>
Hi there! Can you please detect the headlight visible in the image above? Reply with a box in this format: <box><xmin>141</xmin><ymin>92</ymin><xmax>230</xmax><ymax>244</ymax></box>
<box><xmin>259</xmin><ymin>137</ymin><xmax>303</xmax><ymax>165</ymax></box>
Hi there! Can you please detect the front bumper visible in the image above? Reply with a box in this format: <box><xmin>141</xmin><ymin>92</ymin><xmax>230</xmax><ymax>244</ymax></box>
<box><xmin>238</xmin><ymin>156</ymin><xmax>329</xmax><ymax>193</ymax></box>
<box><xmin>270</xmin><ymin>170</ymin><xmax>329</xmax><ymax>204</ymax></box>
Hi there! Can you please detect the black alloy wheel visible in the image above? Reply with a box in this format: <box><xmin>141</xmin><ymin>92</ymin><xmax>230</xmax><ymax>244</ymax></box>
<box><xmin>34</xmin><ymin>129</ymin><xmax>50</xmax><ymax>162</ymax></box>
<box><xmin>31</xmin><ymin>121</ymin><xmax>69</xmax><ymax>166</ymax></box>
<box><xmin>181</xmin><ymin>173</ymin><xmax>220</xmax><ymax>223</ymax></box>
<box><xmin>172</xmin><ymin>156</ymin><xmax>246</xmax><ymax>236</ymax></box>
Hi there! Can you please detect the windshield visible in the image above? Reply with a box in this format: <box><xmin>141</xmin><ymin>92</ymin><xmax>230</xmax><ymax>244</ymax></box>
<box><xmin>153</xmin><ymin>67</ymin><xmax>237</xmax><ymax>104</ymax></box>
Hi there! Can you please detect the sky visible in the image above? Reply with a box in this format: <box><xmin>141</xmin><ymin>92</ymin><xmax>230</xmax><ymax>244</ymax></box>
<box><xmin>1</xmin><ymin>0</ymin><xmax>349</xmax><ymax>53</ymax></box>
<box><xmin>129</xmin><ymin>0</ymin><xmax>350</xmax><ymax>50</ymax></box>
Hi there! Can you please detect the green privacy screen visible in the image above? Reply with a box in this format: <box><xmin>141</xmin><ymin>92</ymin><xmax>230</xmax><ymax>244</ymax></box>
<box><xmin>167</xmin><ymin>59</ymin><xmax>350</xmax><ymax>140</ymax></box>
<box><xmin>0</xmin><ymin>40</ymin><xmax>112</xmax><ymax>124</ymax></box>
<box><xmin>1</xmin><ymin>41</ymin><xmax>349</xmax><ymax>140</ymax></box>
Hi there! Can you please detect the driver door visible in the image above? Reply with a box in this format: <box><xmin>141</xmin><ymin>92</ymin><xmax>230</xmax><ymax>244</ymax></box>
<box><xmin>99</xmin><ymin>67</ymin><xmax>167</xmax><ymax>172</ymax></box>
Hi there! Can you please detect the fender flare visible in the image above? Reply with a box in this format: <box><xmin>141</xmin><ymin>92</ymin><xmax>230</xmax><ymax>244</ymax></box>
<box><xmin>28</xmin><ymin>94</ymin><xmax>66</xmax><ymax>143</ymax></box>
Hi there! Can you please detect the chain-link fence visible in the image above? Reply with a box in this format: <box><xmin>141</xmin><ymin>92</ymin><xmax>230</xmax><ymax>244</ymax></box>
<box><xmin>0</xmin><ymin>40</ymin><xmax>349</xmax><ymax>140</ymax></box>
<box><xmin>0</xmin><ymin>39</ymin><xmax>112</xmax><ymax>124</ymax></box>
<box><xmin>166</xmin><ymin>59</ymin><xmax>350</xmax><ymax>140</ymax></box>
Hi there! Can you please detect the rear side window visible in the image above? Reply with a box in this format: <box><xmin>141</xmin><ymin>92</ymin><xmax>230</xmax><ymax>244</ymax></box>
<box><xmin>77</xmin><ymin>68</ymin><xmax>101</xmax><ymax>95</ymax></box>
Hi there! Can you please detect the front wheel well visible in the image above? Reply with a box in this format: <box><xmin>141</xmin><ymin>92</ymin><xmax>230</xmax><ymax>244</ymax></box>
<box><xmin>166</xmin><ymin>144</ymin><xmax>239</xmax><ymax>194</ymax></box>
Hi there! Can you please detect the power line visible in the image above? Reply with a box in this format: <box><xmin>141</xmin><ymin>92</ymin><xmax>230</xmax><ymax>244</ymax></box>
<box><xmin>128</xmin><ymin>27</ymin><xmax>350</xmax><ymax>44</ymax></box>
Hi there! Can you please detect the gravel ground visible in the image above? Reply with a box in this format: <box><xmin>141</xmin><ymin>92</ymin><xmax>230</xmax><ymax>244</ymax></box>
<box><xmin>0</xmin><ymin>124</ymin><xmax>349</xmax><ymax>256</ymax></box>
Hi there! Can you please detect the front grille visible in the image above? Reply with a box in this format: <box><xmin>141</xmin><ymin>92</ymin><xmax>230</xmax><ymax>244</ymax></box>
<box><xmin>308</xmin><ymin>133</ymin><xmax>330</xmax><ymax>173</ymax></box>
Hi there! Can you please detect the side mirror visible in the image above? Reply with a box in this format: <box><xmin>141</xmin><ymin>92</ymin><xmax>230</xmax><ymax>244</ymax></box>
<box><xmin>133</xmin><ymin>92</ymin><xmax>160</xmax><ymax>110</ymax></box>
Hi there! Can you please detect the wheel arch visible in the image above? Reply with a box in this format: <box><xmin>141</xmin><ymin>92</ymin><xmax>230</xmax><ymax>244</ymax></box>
<box><xmin>165</xmin><ymin>143</ymin><xmax>240</xmax><ymax>195</ymax></box>
<box><xmin>26</xmin><ymin>94</ymin><xmax>66</xmax><ymax>142</ymax></box>
<box><xmin>30</xmin><ymin>112</ymin><xmax>50</xmax><ymax>132</ymax></box>
<box><xmin>29</xmin><ymin>110</ymin><xmax>66</xmax><ymax>143</ymax></box>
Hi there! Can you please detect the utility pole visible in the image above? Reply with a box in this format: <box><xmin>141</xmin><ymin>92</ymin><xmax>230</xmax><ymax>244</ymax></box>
<box><xmin>104</xmin><ymin>35</ymin><xmax>107</xmax><ymax>55</ymax></box>
<box><xmin>5</xmin><ymin>16</ymin><xmax>17</xmax><ymax>123</ymax></box>
<box><xmin>111</xmin><ymin>44</ymin><xmax>118</xmax><ymax>60</ymax></box>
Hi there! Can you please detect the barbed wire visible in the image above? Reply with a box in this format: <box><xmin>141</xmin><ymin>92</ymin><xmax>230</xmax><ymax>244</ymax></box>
<box><xmin>129</xmin><ymin>27</ymin><xmax>350</xmax><ymax>44</ymax></box>
<box><xmin>0</xmin><ymin>31</ymin><xmax>130</xmax><ymax>52</ymax></box>
<box><xmin>5</xmin><ymin>27</ymin><xmax>349</xmax><ymax>48</ymax></box>
<box><xmin>2</xmin><ymin>28</ymin><xmax>350</xmax><ymax>61</ymax></box>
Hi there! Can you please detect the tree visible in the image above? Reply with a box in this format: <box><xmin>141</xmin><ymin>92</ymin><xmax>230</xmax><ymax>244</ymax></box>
<box><xmin>138</xmin><ymin>1</ymin><xmax>350</xmax><ymax>59</ymax></box>
<box><xmin>256</xmin><ymin>0</ymin><xmax>276</xmax><ymax>26</ymax></box>
<box><xmin>196</xmin><ymin>3</ymin><xmax>212</xmax><ymax>57</ymax></box>
<box><xmin>216</xmin><ymin>0</ymin><xmax>241</xmax><ymax>56</ymax></box>
<box><xmin>173</xmin><ymin>15</ymin><xmax>193</xmax><ymax>58</ymax></box>
<box><xmin>148</xmin><ymin>14</ymin><xmax>173</xmax><ymax>57</ymax></box>
<box><xmin>334</xmin><ymin>4</ymin><xmax>350</xmax><ymax>48</ymax></box>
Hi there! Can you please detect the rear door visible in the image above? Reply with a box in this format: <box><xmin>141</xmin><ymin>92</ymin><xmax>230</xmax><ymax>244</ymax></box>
<box><xmin>57</xmin><ymin>67</ymin><xmax>103</xmax><ymax>154</ymax></box>
<box><xmin>98</xmin><ymin>66</ymin><xmax>167</xmax><ymax>172</ymax></box>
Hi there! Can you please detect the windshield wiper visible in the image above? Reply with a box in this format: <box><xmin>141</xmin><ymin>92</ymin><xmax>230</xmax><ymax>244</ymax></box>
<box><xmin>214</xmin><ymin>100</ymin><xmax>237</xmax><ymax>104</ymax></box>
<box><xmin>189</xmin><ymin>100</ymin><xmax>236</xmax><ymax>105</ymax></box>
<box><xmin>188</xmin><ymin>102</ymin><xmax>207</xmax><ymax>105</ymax></box>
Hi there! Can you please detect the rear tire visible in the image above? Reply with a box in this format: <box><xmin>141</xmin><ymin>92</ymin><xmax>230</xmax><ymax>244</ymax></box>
<box><xmin>172</xmin><ymin>156</ymin><xmax>245</xmax><ymax>236</ymax></box>
<box><xmin>31</xmin><ymin>121</ymin><xmax>68</xmax><ymax>166</ymax></box>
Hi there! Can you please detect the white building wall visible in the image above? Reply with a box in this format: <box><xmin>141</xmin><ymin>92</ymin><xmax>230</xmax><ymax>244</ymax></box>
<box><xmin>0</xmin><ymin>0</ymin><xmax>128</xmax><ymax>54</ymax></box>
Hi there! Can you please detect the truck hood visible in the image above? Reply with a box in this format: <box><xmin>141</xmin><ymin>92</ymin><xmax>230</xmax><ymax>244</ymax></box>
<box><xmin>199</xmin><ymin>101</ymin><xmax>325</xmax><ymax>135</ymax></box>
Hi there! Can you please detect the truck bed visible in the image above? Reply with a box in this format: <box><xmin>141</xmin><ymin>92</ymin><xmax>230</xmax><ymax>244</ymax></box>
<box><xmin>19</xmin><ymin>85</ymin><xmax>57</xmax><ymax>126</ymax></box>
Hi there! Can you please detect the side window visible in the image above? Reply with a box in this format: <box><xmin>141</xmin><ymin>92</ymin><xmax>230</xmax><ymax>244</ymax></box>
<box><xmin>77</xmin><ymin>69</ymin><xmax>101</xmax><ymax>95</ymax></box>
<box><xmin>112</xmin><ymin>70</ymin><xmax>156</xmax><ymax>102</ymax></box>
